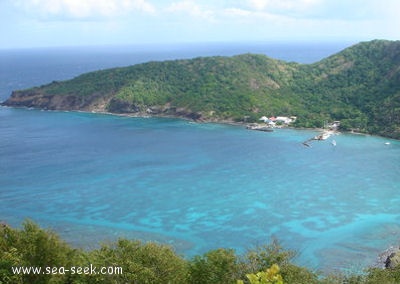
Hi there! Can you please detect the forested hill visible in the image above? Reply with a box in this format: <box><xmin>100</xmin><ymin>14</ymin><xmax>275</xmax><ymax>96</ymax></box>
<box><xmin>3</xmin><ymin>39</ymin><xmax>400</xmax><ymax>138</ymax></box>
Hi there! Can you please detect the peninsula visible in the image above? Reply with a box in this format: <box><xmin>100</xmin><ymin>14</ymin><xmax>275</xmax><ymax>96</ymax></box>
<box><xmin>2</xmin><ymin>40</ymin><xmax>400</xmax><ymax>139</ymax></box>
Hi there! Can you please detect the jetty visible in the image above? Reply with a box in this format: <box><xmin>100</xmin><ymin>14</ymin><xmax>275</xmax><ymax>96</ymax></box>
<box><xmin>302</xmin><ymin>130</ymin><xmax>336</xmax><ymax>147</ymax></box>
<box><xmin>246</xmin><ymin>124</ymin><xmax>274</xmax><ymax>132</ymax></box>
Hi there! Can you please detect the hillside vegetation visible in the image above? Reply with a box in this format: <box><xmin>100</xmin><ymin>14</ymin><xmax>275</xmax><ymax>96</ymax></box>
<box><xmin>3</xmin><ymin>40</ymin><xmax>400</xmax><ymax>138</ymax></box>
<box><xmin>2</xmin><ymin>221</ymin><xmax>400</xmax><ymax>283</ymax></box>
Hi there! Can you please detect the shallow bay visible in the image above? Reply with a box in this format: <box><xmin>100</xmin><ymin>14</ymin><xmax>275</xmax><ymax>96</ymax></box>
<box><xmin>1</xmin><ymin>106</ymin><xmax>399</xmax><ymax>272</ymax></box>
<box><xmin>1</xmin><ymin>43</ymin><xmax>399</xmax><ymax>273</ymax></box>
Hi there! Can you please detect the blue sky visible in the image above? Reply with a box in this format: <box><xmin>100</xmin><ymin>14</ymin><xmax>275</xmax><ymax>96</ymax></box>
<box><xmin>1</xmin><ymin>0</ymin><xmax>399</xmax><ymax>49</ymax></box>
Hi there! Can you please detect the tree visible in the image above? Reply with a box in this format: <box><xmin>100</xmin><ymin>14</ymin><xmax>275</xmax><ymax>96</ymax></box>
<box><xmin>88</xmin><ymin>239</ymin><xmax>188</xmax><ymax>284</ymax></box>
<box><xmin>188</xmin><ymin>248</ymin><xmax>242</xmax><ymax>284</ymax></box>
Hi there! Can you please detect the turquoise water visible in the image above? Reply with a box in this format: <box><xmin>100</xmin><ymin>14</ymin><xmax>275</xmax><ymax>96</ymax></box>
<box><xmin>1</xmin><ymin>106</ymin><xmax>399</xmax><ymax>273</ymax></box>
<box><xmin>1</xmin><ymin>43</ymin><xmax>399</xmax><ymax>273</ymax></box>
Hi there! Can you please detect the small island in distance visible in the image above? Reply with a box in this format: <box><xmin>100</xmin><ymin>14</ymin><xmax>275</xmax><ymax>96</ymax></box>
<box><xmin>2</xmin><ymin>39</ymin><xmax>400</xmax><ymax>139</ymax></box>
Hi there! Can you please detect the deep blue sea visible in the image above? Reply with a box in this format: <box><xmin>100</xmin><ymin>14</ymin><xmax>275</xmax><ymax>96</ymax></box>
<box><xmin>1</xmin><ymin>42</ymin><xmax>399</xmax><ymax>273</ymax></box>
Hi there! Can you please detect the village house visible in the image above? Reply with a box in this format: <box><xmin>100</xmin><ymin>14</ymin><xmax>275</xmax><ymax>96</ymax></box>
<box><xmin>259</xmin><ymin>115</ymin><xmax>297</xmax><ymax>126</ymax></box>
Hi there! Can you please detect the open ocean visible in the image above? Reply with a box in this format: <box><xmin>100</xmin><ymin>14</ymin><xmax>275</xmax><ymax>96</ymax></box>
<box><xmin>1</xmin><ymin>42</ymin><xmax>399</xmax><ymax>273</ymax></box>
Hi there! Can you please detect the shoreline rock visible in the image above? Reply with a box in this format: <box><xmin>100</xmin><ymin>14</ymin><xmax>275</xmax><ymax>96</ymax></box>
<box><xmin>374</xmin><ymin>246</ymin><xmax>400</xmax><ymax>269</ymax></box>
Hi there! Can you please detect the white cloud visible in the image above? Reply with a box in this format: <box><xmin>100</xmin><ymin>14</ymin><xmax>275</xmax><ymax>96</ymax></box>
<box><xmin>242</xmin><ymin>0</ymin><xmax>390</xmax><ymax>21</ymax></box>
<box><xmin>223</xmin><ymin>8</ymin><xmax>252</xmax><ymax>18</ymax></box>
<box><xmin>246</xmin><ymin>0</ymin><xmax>321</xmax><ymax>14</ymax></box>
<box><xmin>166</xmin><ymin>1</ymin><xmax>214</xmax><ymax>20</ymax></box>
<box><xmin>15</xmin><ymin>0</ymin><xmax>156</xmax><ymax>19</ymax></box>
<box><xmin>3</xmin><ymin>0</ymin><xmax>399</xmax><ymax>48</ymax></box>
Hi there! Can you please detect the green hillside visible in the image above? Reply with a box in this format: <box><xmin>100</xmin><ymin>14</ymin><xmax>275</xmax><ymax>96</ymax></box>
<box><xmin>307</xmin><ymin>40</ymin><xmax>400</xmax><ymax>137</ymax></box>
<box><xmin>2</xmin><ymin>221</ymin><xmax>400</xmax><ymax>283</ymax></box>
<box><xmin>3</xmin><ymin>40</ymin><xmax>400</xmax><ymax>138</ymax></box>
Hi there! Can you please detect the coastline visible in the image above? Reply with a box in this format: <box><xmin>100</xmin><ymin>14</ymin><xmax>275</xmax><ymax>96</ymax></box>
<box><xmin>1</xmin><ymin>104</ymin><xmax>399</xmax><ymax>274</ymax></box>
<box><xmin>373</xmin><ymin>246</ymin><xmax>400</xmax><ymax>269</ymax></box>
<box><xmin>2</xmin><ymin>104</ymin><xmax>398</xmax><ymax>142</ymax></box>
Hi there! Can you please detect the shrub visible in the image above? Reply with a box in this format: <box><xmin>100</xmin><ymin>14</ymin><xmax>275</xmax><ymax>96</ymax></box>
<box><xmin>0</xmin><ymin>220</ymin><xmax>84</xmax><ymax>283</ymax></box>
<box><xmin>238</xmin><ymin>264</ymin><xmax>284</xmax><ymax>284</ymax></box>
<box><xmin>88</xmin><ymin>239</ymin><xmax>188</xmax><ymax>284</ymax></box>
<box><xmin>188</xmin><ymin>248</ymin><xmax>242</xmax><ymax>284</ymax></box>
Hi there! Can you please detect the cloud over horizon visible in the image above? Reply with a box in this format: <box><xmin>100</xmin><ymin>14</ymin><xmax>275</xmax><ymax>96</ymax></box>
<box><xmin>14</xmin><ymin>0</ymin><xmax>156</xmax><ymax>19</ymax></box>
<box><xmin>1</xmin><ymin>0</ymin><xmax>399</xmax><ymax>48</ymax></box>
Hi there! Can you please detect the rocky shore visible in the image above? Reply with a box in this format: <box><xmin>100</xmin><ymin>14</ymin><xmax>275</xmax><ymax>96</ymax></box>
<box><xmin>374</xmin><ymin>246</ymin><xmax>400</xmax><ymax>269</ymax></box>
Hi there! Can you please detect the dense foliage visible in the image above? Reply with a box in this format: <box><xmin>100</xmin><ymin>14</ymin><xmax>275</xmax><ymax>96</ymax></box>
<box><xmin>1</xmin><ymin>221</ymin><xmax>400</xmax><ymax>283</ymax></box>
<box><xmin>4</xmin><ymin>40</ymin><xmax>400</xmax><ymax>138</ymax></box>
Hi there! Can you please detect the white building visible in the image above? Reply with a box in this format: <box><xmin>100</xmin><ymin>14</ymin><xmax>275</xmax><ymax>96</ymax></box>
<box><xmin>259</xmin><ymin>115</ymin><xmax>296</xmax><ymax>126</ymax></box>
<box><xmin>276</xmin><ymin>116</ymin><xmax>293</xmax><ymax>124</ymax></box>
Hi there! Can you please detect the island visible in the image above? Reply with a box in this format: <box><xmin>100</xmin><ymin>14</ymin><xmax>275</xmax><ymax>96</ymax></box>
<box><xmin>2</xmin><ymin>39</ymin><xmax>400</xmax><ymax>139</ymax></box>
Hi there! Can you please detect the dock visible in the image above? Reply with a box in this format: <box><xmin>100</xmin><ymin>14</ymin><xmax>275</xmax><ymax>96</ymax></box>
<box><xmin>246</xmin><ymin>124</ymin><xmax>274</xmax><ymax>132</ymax></box>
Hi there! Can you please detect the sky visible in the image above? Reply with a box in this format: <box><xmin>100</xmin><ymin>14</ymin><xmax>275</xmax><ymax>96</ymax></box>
<box><xmin>0</xmin><ymin>0</ymin><xmax>399</xmax><ymax>49</ymax></box>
